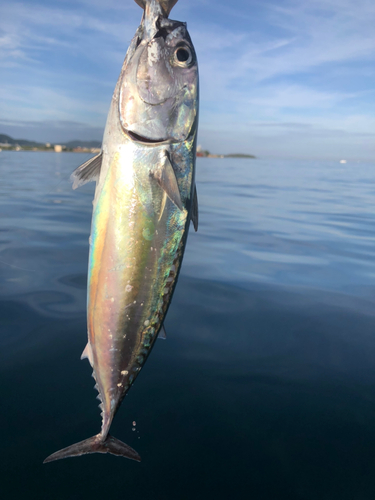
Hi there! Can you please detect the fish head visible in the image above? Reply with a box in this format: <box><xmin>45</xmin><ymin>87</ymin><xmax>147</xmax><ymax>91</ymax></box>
<box><xmin>119</xmin><ymin>8</ymin><xmax>198</xmax><ymax>144</ymax></box>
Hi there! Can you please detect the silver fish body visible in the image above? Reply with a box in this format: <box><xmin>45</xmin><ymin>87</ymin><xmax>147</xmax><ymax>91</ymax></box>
<box><xmin>44</xmin><ymin>0</ymin><xmax>198</xmax><ymax>463</ymax></box>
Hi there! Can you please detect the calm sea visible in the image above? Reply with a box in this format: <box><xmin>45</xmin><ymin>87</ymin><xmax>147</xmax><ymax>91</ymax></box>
<box><xmin>1</xmin><ymin>151</ymin><xmax>375</xmax><ymax>500</ymax></box>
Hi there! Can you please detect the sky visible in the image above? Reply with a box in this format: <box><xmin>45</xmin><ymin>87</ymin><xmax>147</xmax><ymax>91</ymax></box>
<box><xmin>0</xmin><ymin>0</ymin><xmax>374</xmax><ymax>159</ymax></box>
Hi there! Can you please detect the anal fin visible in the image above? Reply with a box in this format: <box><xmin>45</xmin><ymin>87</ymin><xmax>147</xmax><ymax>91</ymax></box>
<box><xmin>81</xmin><ymin>343</ymin><xmax>94</xmax><ymax>366</ymax></box>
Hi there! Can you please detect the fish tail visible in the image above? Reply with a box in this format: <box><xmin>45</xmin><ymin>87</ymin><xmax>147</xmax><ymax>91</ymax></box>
<box><xmin>134</xmin><ymin>0</ymin><xmax>178</xmax><ymax>16</ymax></box>
<box><xmin>43</xmin><ymin>434</ymin><xmax>141</xmax><ymax>463</ymax></box>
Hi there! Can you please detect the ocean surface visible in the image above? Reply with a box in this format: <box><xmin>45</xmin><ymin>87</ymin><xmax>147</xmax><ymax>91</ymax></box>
<box><xmin>1</xmin><ymin>151</ymin><xmax>375</xmax><ymax>500</ymax></box>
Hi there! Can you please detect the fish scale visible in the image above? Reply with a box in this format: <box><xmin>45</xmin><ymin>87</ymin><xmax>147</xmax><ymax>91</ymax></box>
<box><xmin>44</xmin><ymin>0</ymin><xmax>198</xmax><ymax>464</ymax></box>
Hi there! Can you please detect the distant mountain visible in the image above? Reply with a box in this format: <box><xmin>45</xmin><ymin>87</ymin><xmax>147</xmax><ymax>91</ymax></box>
<box><xmin>0</xmin><ymin>133</ymin><xmax>45</xmax><ymax>148</ymax></box>
<box><xmin>64</xmin><ymin>140</ymin><xmax>101</xmax><ymax>148</ymax></box>
<box><xmin>0</xmin><ymin>134</ymin><xmax>101</xmax><ymax>149</ymax></box>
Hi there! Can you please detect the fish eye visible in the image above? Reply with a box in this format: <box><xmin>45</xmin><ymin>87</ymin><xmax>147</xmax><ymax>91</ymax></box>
<box><xmin>173</xmin><ymin>46</ymin><xmax>193</xmax><ymax>66</ymax></box>
<box><xmin>176</xmin><ymin>48</ymin><xmax>190</xmax><ymax>62</ymax></box>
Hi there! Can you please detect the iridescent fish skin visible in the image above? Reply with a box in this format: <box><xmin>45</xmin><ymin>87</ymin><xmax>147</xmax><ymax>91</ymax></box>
<box><xmin>44</xmin><ymin>0</ymin><xmax>198</xmax><ymax>464</ymax></box>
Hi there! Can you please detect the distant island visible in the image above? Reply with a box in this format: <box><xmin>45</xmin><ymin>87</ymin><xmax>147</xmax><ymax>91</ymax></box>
<box><xmin>196</xmin><ymin>147</ymin><xmax>256</xmax><ymax>159</ymax></box>
<box><xmin>0</xmin><ymin>134</ymin><xmax>256</xmax><ymax>158</ymax></box>
<box><xmin>225</xmin><ymin>153</ymin><xmax>256</xmax><ymax>158</ymax></box>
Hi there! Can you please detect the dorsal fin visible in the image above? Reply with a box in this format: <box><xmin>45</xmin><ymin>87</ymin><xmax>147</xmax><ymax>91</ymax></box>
<box><xmin>71</xmin><ymin>152</ymin><xmax>103</xmax><ymax>190</ymax></box>
<box><xmin>150</xmin><ymin>151</ymin><xmax>183</xmax><ymax>211</ymax></box>
<box><xmin>134</xmin><ymin>0</ymin><xmax>178</xmax><ymax>16</ymax></box>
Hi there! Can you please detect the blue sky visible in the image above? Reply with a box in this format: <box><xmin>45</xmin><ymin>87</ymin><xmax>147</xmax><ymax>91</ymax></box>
<box><xmin>0</xmin><ymin>0</ymin><xmax>374</xmax><ymax>159</ymax></box>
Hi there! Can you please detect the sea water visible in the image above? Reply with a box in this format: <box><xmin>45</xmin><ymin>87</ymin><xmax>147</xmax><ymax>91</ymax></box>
<box><xmin>1</xmin><ymin>151</ymin><xmax>375</xmax><ymax>499</ymax></box>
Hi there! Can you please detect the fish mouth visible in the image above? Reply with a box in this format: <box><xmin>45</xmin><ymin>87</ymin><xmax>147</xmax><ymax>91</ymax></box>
<box><xmin>126</xmin><ymin>130</ymin><xmax>169</xmax><ymax>144</ymax></box>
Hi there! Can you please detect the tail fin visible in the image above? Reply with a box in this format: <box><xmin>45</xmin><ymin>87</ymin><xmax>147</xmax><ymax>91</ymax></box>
<box><xmin>43</xmin><ymin>434</ymin><xmax>141</xmax><ymax>463</ymax></box>
<box><xmin>134</xmin><ymin>0</ymin><xmax>178</xmax><ymax>16</ymax></box>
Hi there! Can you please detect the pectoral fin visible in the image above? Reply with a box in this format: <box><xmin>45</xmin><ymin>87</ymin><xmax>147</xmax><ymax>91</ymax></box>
<box><xmin>151</xmin><ymin>151</ymin><xmax>183</xmax><ymax>211</ymax></box>
<box><xmin>71</xmin><ymin>152</ymin><xmax>103</xmax><ymax>189</ymax></box>
<box><xmin>191</xmin><ymin>184</ymin><xmax>198</xmax><ymax>232</ymax></box>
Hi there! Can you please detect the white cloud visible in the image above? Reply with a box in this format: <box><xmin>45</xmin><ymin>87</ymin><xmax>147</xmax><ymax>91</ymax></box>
<box><xmin>0</xmin><ymin>0</ymin><xmax>374</xmax><ymax>158</ymax></box>
<box><xmin>0</xmin><ymin>2</ymin><xmax>137</xmax><ymax>67</ymax></box>
<box><xmin>185</xmin><ymin>0</ymin><xmax>375</xmax><ymax>156</ymax></box>
<box><xmin>257</xmin><ymin>0</ymin><xmax>375</xmax><ymax>79</ymax></box>
<box><xmin>247</xmin><ymin>85</ymin><xmax>355</xmax><ymax>109</ymax></box>
<box><xmin>193</xmin><ymin>0</ymin><xmax>375</xmax><ymax>88</ymax></box>
<box><xmin>0</xmin><ymin>84</ymin><xmax>108</xmax><ymax>123</ymax></box>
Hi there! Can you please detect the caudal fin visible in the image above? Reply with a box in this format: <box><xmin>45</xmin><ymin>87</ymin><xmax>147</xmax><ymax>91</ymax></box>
<box><xmin>134</xmin><ymin>0</ymin><xmax>178</xmax><ymax>16</ymax></box>
<box><xmin>43</xmin><ymin>434</ymin><xmax>141</xmax><ymax>463</ymax></box>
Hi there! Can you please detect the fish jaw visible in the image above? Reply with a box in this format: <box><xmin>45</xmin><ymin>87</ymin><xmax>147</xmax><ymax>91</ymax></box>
<box><xmin>87</xmin><ymin>138</ymin><xmax>193</xmax><ymax>438</ymax></box>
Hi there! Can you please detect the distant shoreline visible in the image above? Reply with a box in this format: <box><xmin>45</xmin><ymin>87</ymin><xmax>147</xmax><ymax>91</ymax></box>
<box><xmin>0</xmin><ymin>147</ymin><xmax>256</xmax><ymax>158</ymax></box>
<box><xmin>0</xmin><ymin>147</ymin><xmax>100</xmax><ymax>153</ymax></box>
<box><xmin>0</xmin><ymin>133</ymin><xmax>255</xmax><ymax>157</ymax></box>
<box><xmin>197</xmin><ymin>153</ymin><xmax>256</xmax><ymax>159</ymax></box>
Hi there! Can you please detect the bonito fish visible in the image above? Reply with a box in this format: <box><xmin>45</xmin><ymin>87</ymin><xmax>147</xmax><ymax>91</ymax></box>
<box><xmin>44</xmin><ymin>0</ymin><xmax>198</xmax><ymax>463</ymax></box>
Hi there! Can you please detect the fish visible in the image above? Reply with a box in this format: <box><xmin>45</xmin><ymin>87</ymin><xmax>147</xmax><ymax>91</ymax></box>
<box><xmin>44</xmin><ymin>0</ymin><xmax>198</xmax><ymax>463</ymax></box>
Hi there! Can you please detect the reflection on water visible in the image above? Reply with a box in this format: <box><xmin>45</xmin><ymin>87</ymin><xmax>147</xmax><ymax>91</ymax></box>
<box><xmin>1</xmin><ymin>152</ymin><xmax>375</xmax><ymax>499</ymax></box>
